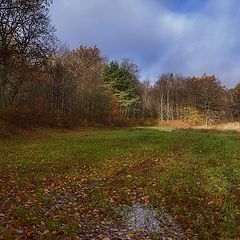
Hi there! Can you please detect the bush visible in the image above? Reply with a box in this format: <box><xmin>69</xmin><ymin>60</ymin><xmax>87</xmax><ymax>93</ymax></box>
<box><xmin>0</xmin><ymin>120</ymin><xmax>17</xmax><ymax>138</ymax></box>
<box><xmin>0</xmin><ymin>109</ymin><xmax>80</xmax><ymax>129</ymax></box>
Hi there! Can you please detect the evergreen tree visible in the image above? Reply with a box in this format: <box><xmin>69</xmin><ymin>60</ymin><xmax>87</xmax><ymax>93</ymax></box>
<box><xmin>101</xmin><ymin>61</ymin><xmax>140</xmax><ymax>116</ymax></box>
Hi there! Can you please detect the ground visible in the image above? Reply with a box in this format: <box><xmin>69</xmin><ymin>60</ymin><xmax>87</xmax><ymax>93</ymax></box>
<box><xmin>0</xmin><ymin>127</ymin><xmax>240</xmax><ymax>239</ymax></box>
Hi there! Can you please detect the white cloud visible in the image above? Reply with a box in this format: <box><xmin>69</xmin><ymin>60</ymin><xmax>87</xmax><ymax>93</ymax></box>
<box><xmin>51</xmin><ymin>0</ymin><xmax>240</xmax><ymax>87</ymax></box>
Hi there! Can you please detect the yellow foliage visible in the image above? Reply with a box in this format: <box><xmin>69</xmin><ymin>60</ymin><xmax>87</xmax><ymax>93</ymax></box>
<box><xmin>181</xmin><ymin>106</ymin><xmax>203</xmax><ymax>125</ymax></box>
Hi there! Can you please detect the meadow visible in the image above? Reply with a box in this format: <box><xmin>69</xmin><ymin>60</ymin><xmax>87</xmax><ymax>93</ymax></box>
<box><xmin>0</xmin><ymin>127</ymin><xmax>240</xmax><ymax>239</ymax></box>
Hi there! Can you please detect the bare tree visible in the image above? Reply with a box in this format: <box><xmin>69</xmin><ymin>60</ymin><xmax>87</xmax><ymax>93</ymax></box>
<box><xmin>0</xmin><ymin>0</ymin><xmax>56</xmax><ymax>107</ymax></box>
<box><xmin>192</xmin><ymin>75</ymin><xmax>226</xmax><ymax>125</ymax></box>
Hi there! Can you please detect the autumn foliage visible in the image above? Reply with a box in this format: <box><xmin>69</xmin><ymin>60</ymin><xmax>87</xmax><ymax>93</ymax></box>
<box><xmin>1</xmin><ymin>1</ymin><xmax>240</xmax><ymax>129</ymax></box>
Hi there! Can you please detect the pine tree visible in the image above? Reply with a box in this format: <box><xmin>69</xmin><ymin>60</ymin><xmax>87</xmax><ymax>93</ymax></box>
<box><xmin>101</xmin><ymin>61</ymin><xmax>140</xmax><ymax>116</ymax></box>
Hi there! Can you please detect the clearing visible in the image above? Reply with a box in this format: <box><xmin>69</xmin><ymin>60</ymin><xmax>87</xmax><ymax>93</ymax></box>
<box><xmin>0</xmin><ymin>127</ymin><xmax>240</xmax><ymax>239</ymax></box>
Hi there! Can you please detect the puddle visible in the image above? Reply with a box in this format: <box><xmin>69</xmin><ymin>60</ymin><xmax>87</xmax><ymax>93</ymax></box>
<box><xmin>119</xmin><ymin>203</ymin><xmax>185</xmax><ymax>239</ymax></box>
<box><xmin>124</xmin><ymin>203</ymin><xmax>160</xmax><ymax>232</ymax></box>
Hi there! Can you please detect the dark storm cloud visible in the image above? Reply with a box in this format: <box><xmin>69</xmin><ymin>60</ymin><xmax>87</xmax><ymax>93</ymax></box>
<box><xmin>51</xmin><ymin>0</ymin><xmax>240</xmax><ymax>87</ymax></box>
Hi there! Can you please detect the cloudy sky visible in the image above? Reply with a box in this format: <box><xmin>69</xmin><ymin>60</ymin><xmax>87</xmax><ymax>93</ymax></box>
<box><xmin>51</xmin><ymin>0</ymin><xmax>240</xmax><ymax>87</ymax></box>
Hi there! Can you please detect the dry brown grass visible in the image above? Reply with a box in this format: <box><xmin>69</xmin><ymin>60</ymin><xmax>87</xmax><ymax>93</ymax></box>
<box><xmin>157</xmin><ymin>120</ymin><xmax>194</xmax><ymax>129</ymax></box>
<box><xmin>157</xmin><ymin>120</ymin><xmax>240</xmax><ymax>133</ymax></box>
<box><xmin>194</xmin><ymin>122</ymin><xmax>240</xmax><ymax>132</ymax></box>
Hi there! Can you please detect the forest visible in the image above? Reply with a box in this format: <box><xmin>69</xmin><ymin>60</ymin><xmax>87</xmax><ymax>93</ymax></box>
<box><xmin>1</xmin><ymin>0</ymin><xmax>240</xmax><ymax>129</ymax></box>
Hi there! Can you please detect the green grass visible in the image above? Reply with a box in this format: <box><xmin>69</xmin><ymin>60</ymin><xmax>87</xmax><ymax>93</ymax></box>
<box><xmin>0</xmin><ymin>127</ymin><xmax>240</xmax><ymax>239</ymax></box>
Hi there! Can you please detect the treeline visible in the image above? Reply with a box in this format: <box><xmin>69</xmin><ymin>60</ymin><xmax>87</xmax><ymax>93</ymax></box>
<box><xmin>1</xmin><ymin>0</ymin><xmax>240</xmax><ymax>127</ymax></box>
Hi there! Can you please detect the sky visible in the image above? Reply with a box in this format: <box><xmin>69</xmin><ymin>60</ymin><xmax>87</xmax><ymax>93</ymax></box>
<box><xmin>51</xmin><ymin>0</ymin><xmax>240</xmax><ymax>87</ymax></box>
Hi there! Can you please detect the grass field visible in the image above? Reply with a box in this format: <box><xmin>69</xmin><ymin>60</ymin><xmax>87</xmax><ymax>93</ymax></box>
<box><xmin>0</xmin><ymin>127</ymin><xmax>240</xmax><ymax>239</ymax></box>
